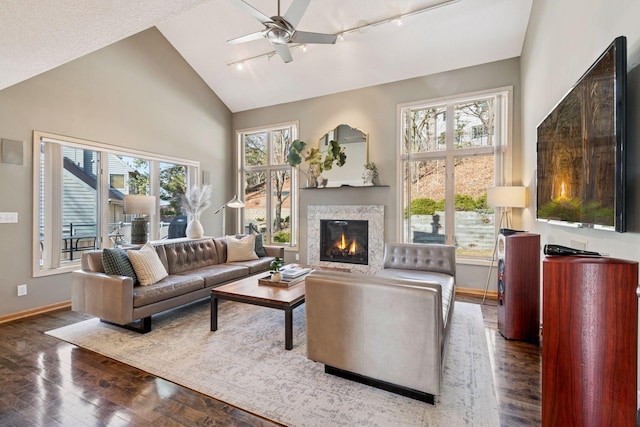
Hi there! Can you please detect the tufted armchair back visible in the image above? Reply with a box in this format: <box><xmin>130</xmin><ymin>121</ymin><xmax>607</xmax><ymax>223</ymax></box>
<box><xmin>382</xmin><ymin>243</ymin><xmax>456</xmax><ymax>278</ymax></box>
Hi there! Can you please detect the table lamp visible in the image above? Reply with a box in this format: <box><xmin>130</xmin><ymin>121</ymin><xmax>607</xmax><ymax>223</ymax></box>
<box><xmin>124</xmin><ymin>195</ymin><xmax>156</xmax><ymax>244</ymax></box>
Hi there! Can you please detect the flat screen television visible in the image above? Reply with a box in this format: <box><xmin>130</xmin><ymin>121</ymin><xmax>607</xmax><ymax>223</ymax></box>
<box><xmin>536</xmin><ymin>36</ymin><xmax>627</xmax><ymax>232</ymax></box>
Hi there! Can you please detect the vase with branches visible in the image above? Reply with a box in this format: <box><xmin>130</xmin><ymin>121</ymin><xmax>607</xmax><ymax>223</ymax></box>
<box><xmin>181</xmin><ymin>184</ymin><xmax>212</xmax><ymax>238</ymax></box>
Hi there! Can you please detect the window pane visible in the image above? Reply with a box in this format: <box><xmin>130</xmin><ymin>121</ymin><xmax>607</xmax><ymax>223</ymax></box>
<box><xmin>244</xmin><ymin>132</ymin><xmax>267</xmax><ymax>167</ymax></box>
<box><xmin>271</xmin><ymin>170</ymin><xmax>291</xmax><ymax>244</ymax></box>
<box><xmin>405</xmin><ymin>159</ymin><xmax>446</xmax><ymax>245</ymax></box>
<box><xmin>403</xmin><ymin>105</ymin><xmax>446</xmax><ymax>154</ymax></box>
<box><xmin>243</xmin><ymin>171</ymin><xmax>267</xmax><ymax>235</ymax></box>
<box><xmin>116</xmin><ymin>155</ymin><xmax>150</xmax><ymax>244</ymax></box>
<box><xmin>454</xmin><ymin>98</ymin><xmax>495</xmax><ymax>148</ymax></box>
<box><xmin>159</xmin><ymin>162</ymin><xmax>187</xmax><ymax>239</ymax></box>
<box><xmin>62</xmin><ymin>147</ymin><xmax>98</xmax><ymax>262</ymax></box>
<box><xmin>454</xmin><ymin>155</ymin><xmax>495</xmax><ymax>257</ymax></box>
<box><xmin>271</xmin><ymin>128</ymin><xmax>291</xmax><ymax>165</ymax></box>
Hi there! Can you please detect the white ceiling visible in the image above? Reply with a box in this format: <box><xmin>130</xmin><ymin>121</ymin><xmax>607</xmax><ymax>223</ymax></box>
<box><xmin>1</xmin><ymin>0</ymin><xmax>532</xmax><ymax>113</ymax></box>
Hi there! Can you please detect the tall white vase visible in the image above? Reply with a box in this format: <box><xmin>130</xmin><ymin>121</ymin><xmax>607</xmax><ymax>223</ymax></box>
<box><xmin>186</xmin><ymin>217</ymin><xmax>204</xmax><ymax>239</ymax></box>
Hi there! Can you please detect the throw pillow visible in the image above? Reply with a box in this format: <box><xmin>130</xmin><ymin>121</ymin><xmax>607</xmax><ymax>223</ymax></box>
<box><xmin>128</xmin><ymin>243</ymin><xmax>168</xmax><ymax>286</ymax></box>
<box><xmin>236</xmin><ymin>233</ymin><xmax>267</xmax><ymax>257</ymax></box>
<box><xmin>102</xmin><ymin>247</ymin><xmax>138</xmax><ymax>285</ymax></box>
<box><xmin>226</xmin><ymin>234</ymin><xmax>258</xmax><ymax>262</ymax></box>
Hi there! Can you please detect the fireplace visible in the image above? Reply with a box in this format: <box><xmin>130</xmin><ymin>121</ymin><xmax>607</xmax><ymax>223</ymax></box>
<box><xmin>320</xmin><ymin>219</ymin><xmax>368</xmax><ymax>265</ymax></box>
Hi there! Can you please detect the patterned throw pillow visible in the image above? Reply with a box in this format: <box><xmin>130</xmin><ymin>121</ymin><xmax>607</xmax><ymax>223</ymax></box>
<box><xmin>236</xmin><ymin>233</ymin><xmax>267</xmax><ymax>257</ymax></box>
<box><xmin>128</xmin><ymin>243</ymin><xmax>168</xmax><ymax>286</ymax></box>
<box><xmin>102</xmin><ymin>247</ymin><xmax>138</xmax><ymax>285</ymax></box>
<box><xmin>226</xmin><ymin>234</ymin><xmax>259</xmax><ymax>262</ymax></box>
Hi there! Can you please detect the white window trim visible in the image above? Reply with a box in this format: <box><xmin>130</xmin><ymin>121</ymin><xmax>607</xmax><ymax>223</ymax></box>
<box><xmin>236</xmin><ymin>121</ymin><xmax>299</xmax><ymax>248</ymax></box>
<box><xmin>32</xmin><ymin>130</ymin><xmax>200</xmax><ymax>277</ymax></box>
<box><xmin>396</xmin><ymin>86</ymin><xmax>514</xmax><ymax>259</ymax></box>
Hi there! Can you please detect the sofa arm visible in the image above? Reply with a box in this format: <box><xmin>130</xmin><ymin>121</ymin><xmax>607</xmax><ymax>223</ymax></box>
<box><xmin>71</xmin><ymin>270</ymin><xmax>135</xmax><ymax>325</ymax></box>
<box><xmin>263</xmin><ymin>245</ymin><xmax>284</xmax><ymax>258</ymax></box>
<box><xmin>305</xmin><ymin>271</ymin><xmax>443</xmax><ymax>395</ymax></box>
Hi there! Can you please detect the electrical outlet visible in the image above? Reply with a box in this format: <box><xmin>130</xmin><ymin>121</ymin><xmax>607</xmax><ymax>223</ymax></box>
<box><xmin>295</xmin><ymin>253</ymin><xmax>300</xmax><ymax>261</ymax></box>
<box><xmin>17</xmin><ymin>284</ymin><xmax>27</xmax><ymax>296</ymax></box>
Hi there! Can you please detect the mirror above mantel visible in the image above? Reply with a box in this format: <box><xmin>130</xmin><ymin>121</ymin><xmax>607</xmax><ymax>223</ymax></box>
<box><xmin>319</xmin><ymin>124</ymin><xmax>368</xmax><ymax>187</ymax></box>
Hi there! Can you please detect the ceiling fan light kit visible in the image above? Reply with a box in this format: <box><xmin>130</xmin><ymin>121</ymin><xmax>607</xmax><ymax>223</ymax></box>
<box><xmin>227</xmin><ymin>0</ymin><xmax>460</xmax><ymax>68</ymax></box>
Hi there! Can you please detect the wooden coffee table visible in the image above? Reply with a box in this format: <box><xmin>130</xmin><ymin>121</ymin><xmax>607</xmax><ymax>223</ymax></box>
<box><xmin>210</xmin><ymin>274</ymin><xmax>306</xmax><ymax>350</ymax></box>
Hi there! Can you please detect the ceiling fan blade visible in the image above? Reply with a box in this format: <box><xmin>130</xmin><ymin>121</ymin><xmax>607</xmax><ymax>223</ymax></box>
<box><xmin>291</xmin><ymin>31</ymin><xmax>337</xmax><ymax>45</ymax></box>
<box><xmin>227</xmin><ymin>30</ymin><xmax>266</xmax><ymax>45</ymax></box>
<box><xmin>230</xmin><ymin>0</ymin><xmax>271</xmax><ymax>24</ymax></box>
<box><xmin>284</xmin><ymin>0</ymin><xmax>311</xmax><ymax>28</ymax></box>
<box><xmin>274</xmin><ymin>43</ymin><xmax>293</xmax><ymax>63</ymax></box>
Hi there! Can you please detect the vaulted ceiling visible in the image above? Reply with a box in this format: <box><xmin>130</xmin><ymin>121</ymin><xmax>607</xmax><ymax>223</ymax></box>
<box><xmin>1</xmin><ymin>0</ymin><xmax>532</xmax><ymax>112</ymax></box>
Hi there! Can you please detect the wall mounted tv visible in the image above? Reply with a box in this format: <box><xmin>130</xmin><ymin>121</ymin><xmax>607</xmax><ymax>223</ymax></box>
<box><xmin>536</xmin><ymin>36</ymin><xmax>627</xmax><ymax>232</ymax></box>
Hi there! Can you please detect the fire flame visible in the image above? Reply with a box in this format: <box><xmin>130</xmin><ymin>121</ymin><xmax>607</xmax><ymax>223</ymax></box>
<box><xmin>338</xmin><ymin>233</ymin><xmax>347</xmax><ymax>250</ymax></box>
<box><xmin>338</xmin><ymin>232</ymin><xmax>358</xmax><ymax>255</ymax></box>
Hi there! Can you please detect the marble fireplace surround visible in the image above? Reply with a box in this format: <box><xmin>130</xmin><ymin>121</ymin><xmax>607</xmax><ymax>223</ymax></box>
<box><xmin>307</xmin><ymin>205</ymin><xmax>384</xmax><ymax>274</ymax></box>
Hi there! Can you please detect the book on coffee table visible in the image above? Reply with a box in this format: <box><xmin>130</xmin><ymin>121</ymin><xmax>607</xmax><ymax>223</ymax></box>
<box><xmin>280</xmin><ymin>266</ymin><xmax>312</xmax><ymax>279</ymax></box>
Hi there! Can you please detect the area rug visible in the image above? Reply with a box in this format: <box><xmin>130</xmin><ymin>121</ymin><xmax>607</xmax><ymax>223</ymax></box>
<box><xmin>47</xmin><ymin>300</ymin><xmax>499</xmax><ymax>426</ymax></box>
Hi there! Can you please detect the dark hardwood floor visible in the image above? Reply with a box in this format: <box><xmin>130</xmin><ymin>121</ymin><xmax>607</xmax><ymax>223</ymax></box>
<box><xmin>0</xmin><ymin>295</ymin><xmax>541</xmax><ymax>426</ymax></box>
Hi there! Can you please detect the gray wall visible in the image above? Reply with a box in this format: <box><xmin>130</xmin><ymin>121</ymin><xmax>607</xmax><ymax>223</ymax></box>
<box><xmin>0</xmin><ymin>28</ymin><xmax>232</xmax><ymax>317</ymax></box>
<box><xmin>233</xmin><ymin>57</ymin><xmax>522</xmax><ymax>287</ymax></box>
<box><xmin>522</xmin><ymin>0</ymin><xmax>640</xmax><ymax>255</ymax></box>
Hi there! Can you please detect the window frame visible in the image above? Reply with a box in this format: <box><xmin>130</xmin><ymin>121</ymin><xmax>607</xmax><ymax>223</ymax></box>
<box><xmin>397</xmin><ymin>87</ymin><xmax>513</xmax><ymax>261</ymax></box>
<box><xmin>32</xmin><ymin>130</ymin><xmax>200</xmax><ymax>277</ymax></box>
<box><xmin>236</xmin><ymin>121</ymin><xmax>299</xmax><ymax>248</ymax></box>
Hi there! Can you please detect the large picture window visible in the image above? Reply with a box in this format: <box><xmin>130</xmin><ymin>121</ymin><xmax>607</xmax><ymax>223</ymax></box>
<box><xmin>237</xmin><ymin>122</ymin><xmax>298</xmax><ymax>246</ymax></box>
<box><xmin>33</xmin><ymin>131</ymin><xmax>198</xmax><ymax>276</ymax></box>
<box><xmin>399</xmin><ymin>88</ymin><xmax>512</xmax><ymax>259</ymax></box>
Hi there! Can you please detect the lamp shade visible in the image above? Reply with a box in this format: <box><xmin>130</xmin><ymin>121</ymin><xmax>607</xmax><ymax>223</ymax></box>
<box><xmin>225</xmin><ymin>195</ymin><xmax>245</xmax><ymax>209</ymax></box>
<box><xmin>124</xmin><ymin>195</ymin><xmax>156</xmax><ymax>215</ymax></box>
<box><xmin>487</xmin><ymin>186</ymin><xmax>527</xmax><ymax>208</ymax></box>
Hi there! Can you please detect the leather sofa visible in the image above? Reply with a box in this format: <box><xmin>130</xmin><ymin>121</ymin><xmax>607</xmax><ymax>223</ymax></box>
<box><xmin>71</xmin><ymin>237</ymin><xmax>283</xmax><ymax>333</ymax></box>
<box><xmin>305</xmin><ymin>243</ymin><xmax>456</xmax><ymax>404</ymax></box>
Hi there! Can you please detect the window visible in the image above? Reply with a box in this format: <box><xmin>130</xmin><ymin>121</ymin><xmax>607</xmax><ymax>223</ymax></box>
<box><xmin>399</xmin><ymin>88</ymin><xmax>511</xmax><ymax>259</ymax></box>
<box><xmin>33</xmin><ymin>131</ymin><xmax>198</xmax><ymax>276</ymax></box>
<box><xmin>237</xmin><ymin>122</ymin><xmax>298</xmax><ymax>246</ymax></box>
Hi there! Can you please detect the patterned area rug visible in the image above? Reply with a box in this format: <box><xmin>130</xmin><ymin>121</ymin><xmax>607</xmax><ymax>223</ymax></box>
<box><xmin>47</xmin><ymin>300</ymin><xmax>499</xmax><ymax>426</ymax></box>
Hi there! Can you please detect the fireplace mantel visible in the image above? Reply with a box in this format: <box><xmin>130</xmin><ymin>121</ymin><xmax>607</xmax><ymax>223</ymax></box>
<box><xmin>301</xmin><ymin>185</ymin><xmax>390</xmax><ymax>191</ymax></box>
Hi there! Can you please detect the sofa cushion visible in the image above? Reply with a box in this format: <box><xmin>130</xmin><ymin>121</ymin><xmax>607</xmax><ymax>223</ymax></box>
<box><xmin>179</xmin><ymin>264</ymin><xmax>250</xmax><ymax>288</ymax></box>
<box><xmin>133</xmin><ymin>274</ymin><xmax>205</xmax><ymax>307</ymax></box>
<box><xmin>227</xmin><ymin>256</ymin><xmax>274</xmax><ymax>275</ymax></box>
<box><xmin>128</xmin><ymin>243</ymin><xmax>169</xmax><ymax>286</ymax></box>
<box><xmin>102</xmin><ymin>247</ymin><xmax>138</xmax><ymax>285</ymax></box>
<box><xmin>226</xmin><ymin>235</ymin><xmax>258</xmax><ymax>262</ymax></box>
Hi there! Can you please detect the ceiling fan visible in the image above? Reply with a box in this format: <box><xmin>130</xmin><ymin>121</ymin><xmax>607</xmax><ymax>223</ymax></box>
<box><xmin>228</xmin><ymin>0</ymin><xmax>337</xmax><ymax>63</ymax></box>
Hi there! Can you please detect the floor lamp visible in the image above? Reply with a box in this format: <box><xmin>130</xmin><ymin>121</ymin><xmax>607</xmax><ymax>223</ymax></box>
<box><xmin>124</xmin><ymin>195</ymin><xmax>156</xmax><ymax>244</ymax></box>
<box><xmin>214</xmin><ymin>195</ymin><xmax>245</xmax><ymax>236</ymax></box>
<box><xmin>482</xmin><ymin>186</ymin><xmax>527</xmax><ymax>304</ymax></box>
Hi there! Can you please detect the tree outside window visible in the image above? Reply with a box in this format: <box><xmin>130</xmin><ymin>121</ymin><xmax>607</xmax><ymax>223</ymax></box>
<box><xmin>239</xmin><ymin>123</ymin><xmax>297</xmax><ymax>245</ymax></box>
<box><xmin>400</xmin><ymin>90</ymin><xmax>510</xmax><ymax>258</ymax></box>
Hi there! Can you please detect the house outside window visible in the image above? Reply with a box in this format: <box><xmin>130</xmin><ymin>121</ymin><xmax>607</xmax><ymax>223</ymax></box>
<box><xmin>399</xmin><ymin>88</ymin><xmax>512</xmax><ymax>259</ymax></box>
<box><xmin>33</xmin><ymin>131</ymin><xmax>198</xmax><ymax>276</ymax></box>
<box><xmin>237</xmin><ymin>122</ymin><xmax>298</xmax><ymax>246</ymax></box>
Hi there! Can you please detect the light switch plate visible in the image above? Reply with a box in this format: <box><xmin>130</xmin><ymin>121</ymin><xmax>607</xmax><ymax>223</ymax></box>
<box><xmin>0</xmin><ymin>212</ymin><xmax>18</xmax><ymax>223</ymax></box>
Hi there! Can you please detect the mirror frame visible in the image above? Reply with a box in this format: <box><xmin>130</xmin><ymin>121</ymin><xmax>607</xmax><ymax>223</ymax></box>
<box><xmin>319</xmin><ymin>124</ymin><xmax>368</xmax><ymax>187</ymax></box>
